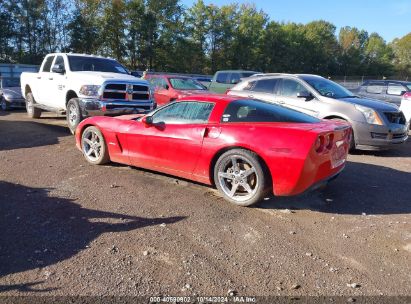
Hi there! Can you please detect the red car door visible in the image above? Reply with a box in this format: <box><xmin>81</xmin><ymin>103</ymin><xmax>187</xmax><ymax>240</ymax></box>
<box><xmin>126</xmin><ymin>101</ymin><xmax>215</xmax><ymax>177</ymax></box>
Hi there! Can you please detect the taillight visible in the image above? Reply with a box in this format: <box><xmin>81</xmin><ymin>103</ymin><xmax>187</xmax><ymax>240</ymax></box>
<box><xmin>403</xmin><ymin>92</ymin><xmax>411</xmax><ymax>100</ymax></box>
<box><xmin>315</xmin><ymin>135</ymin><xmax>324</xmax><ymax>153</ymax></box>
<box><xmin>315</xmin><ymin>134</ymin><xmax>334</xmax><ymax>153</ymax></box>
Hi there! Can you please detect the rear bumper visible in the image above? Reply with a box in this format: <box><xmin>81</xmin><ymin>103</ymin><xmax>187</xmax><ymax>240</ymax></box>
<box><xmin>78</xmin><ymin>98</ymin><xmax>155</xmax><ymax>117</ymax></box>
<box><xmin>353</xmin><ymin>121</ymin><xmax>408</xmax><ymax>150</ymax></box>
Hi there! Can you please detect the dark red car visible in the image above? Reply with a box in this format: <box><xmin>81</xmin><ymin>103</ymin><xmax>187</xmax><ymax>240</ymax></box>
<box><xmin>75</xmin><ymin>95</ymin><xmax>351</xmax><ymax>207</ymax></box>
<box><xmin>146</xmin><ymin>74</ymin><xmax>209</xmax><ymax>106</ymax></box>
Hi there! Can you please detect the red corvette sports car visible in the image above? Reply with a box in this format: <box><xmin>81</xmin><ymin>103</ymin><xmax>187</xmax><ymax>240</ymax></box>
<box><xmin>75</xmin><ymin>95</ymin><xmax>351</xmax><ymax>206</ymax></box>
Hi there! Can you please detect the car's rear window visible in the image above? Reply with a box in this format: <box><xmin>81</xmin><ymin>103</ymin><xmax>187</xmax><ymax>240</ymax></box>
<box><xmin>222</xmin><ymin>99</ymin><xmax>320</xmax><ymax>123</ymax></box>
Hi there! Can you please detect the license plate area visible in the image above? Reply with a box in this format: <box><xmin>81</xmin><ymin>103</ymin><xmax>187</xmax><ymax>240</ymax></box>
<box><xmin>331</xmin><ymin>145</ymin><xmax>346</xmax><ymax>169</ymax></box>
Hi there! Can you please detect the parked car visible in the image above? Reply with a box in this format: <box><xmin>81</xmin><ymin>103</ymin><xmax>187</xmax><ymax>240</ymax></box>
<box><xmin>20</xmin><ymin>53</ymin><xmax>155</xmax><ymax>133</ymax></box>
<box><xmin>400</xmin><ymin>92</ymin><xmax>411</xmax><ymax>127</ymax></box>
<box><xmin>208</xmin><ymin>70</ymin><xmax>258</xmax><ymax>93</ymax></box>
<box><xmin>75</xmin><ymin>94</ymin><xmax>351</xmax><ymax>207</ymax></box>
<box><xmin>352</xmin><ymin>80</ymin><xmax>411</xmax><ymax>106</ymax></box>
<box><xmin>146</xmin><ymin>74</ymin><xmax>209</xmax><ymax>106</ymax></box>
<box><xmin>0</xmin><ymin>78</ymin><xmax>25</xmax><ymax>110</ymax></box>
<box><xmin>228</xmin><ymin>74</ymin><xmax>408</xmax><ymax>150</ymax></box>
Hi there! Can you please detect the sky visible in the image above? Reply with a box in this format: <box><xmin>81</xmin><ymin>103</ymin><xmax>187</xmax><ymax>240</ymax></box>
<box><xmin>180</xmin><ymin>0</ymin><xmax>411</xmax><ymax>42</ymax></box>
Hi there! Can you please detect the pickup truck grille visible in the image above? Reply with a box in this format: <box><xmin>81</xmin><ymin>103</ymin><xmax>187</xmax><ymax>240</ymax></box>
<box><xmin>384</xmin><ymin>111</ymin><xmax>406</xmax><ymax>125</ymax></box>
<box><xmin>102</xmin><ymin>83</ymin><xmax>149</xmax><ymax>101</ymax></box>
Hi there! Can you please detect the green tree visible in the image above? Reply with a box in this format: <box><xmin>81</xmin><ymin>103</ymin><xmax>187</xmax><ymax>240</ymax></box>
<box><xmin>391</xmin><ymin>33</ymin><xmax>411</xmax><ymax>76</ymax></box>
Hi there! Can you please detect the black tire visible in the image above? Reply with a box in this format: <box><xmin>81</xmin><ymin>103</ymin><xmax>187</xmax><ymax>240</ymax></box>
<box><xmin>214</xmin><ymin>148</ymin><xmax>271</xmax><ymax>207</ymax></box>
<box><xmin>26</xmin><ymin>92</ymin><xmax>42</xmax><ymax>118</ymax></box>
<box><xmin>0</xmin><ymin>97</ymin><xmax>9</xmax><ymax>111</ymax></box>
<box><xmin>330</xmin><ymin>118</ymin><xmax>355</xmax><ymax>151</ymax></box>
<box><xmin>81</xmin><ymin>126</ymin><xmax>110</xmax><ymax>165</ymax></box>
<box><xmin>66</xmin><ymin>98</ymin><xmax>83</xmax><ymax>135</ymax></box>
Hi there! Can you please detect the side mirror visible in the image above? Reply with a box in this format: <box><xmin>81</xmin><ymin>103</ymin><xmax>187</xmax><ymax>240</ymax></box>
<box><xmin>297</xmin><ymin>91</ymin><xmax>313</xmax><ymax>101</ymax></box>
<box><xmin>165</xmin><ymin>84</ymin><xmax>169</xmax><ymax>90</ymax></box>
<box><xmin>52</xmin><ymin>64</ymin><xmax>65</xmax><ymax>74</ymax></box>
<box><xmin>400</xmin><ymin>90</ymin><xmax>407</xmax><ymax>96</ymax></box>
<box><xmin>141</xmin><ymin>116</ymin><xmax>153</xmax><ymax>126</ymax></box>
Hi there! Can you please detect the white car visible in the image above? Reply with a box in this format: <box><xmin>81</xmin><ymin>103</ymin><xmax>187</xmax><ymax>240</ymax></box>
<box><xmin>21</xmin><ymin>53</ymin><xmax>155</xmax><ymax>133</ymax></box>
<box><xmin>400</xmin><ymin>92</ymin><xmax>411</xmax><ymax>127</ymax></box>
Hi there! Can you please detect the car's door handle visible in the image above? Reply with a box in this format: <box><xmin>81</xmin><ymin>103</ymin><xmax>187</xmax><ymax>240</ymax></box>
<box><xmin>278</xmin><ymin>100</ymin><xmax>285</xmax><ymax>104</ymax></box>
<box><xmin>48</xmin><ymin>77</ymin><xmax>53</xmax><ymax>80</ymax></box>
<box><xmin>37</xmin><ymin>76</ymin><xmax>41</xmax><ymax>79</ymax></box>
<box><xmin>248</xmin><ymin>95</ymin><xmax>254</xmax><ymax>98</ymax></box>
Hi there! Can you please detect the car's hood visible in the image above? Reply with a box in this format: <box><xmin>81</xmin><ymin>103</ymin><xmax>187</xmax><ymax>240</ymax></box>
<box><xmin>73</xmin><ymin>71</ymin><xmax>148</xmax><ymax>85</ymax></box>
<box><xmin>338</xmin><ymin>97</ymin><xmax>399</xmax><ymax>112</ymax></box>
<box><xmin>2</xmin><ymin>87</ymin><xmax>23</xmax><ymax>98</ymax></box>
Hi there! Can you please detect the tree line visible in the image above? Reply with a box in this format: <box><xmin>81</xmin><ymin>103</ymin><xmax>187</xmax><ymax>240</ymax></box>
<box><xmin>0</xmin><ymin>0</ymin><xmax>410</xmax><ymax>77</ymax></box>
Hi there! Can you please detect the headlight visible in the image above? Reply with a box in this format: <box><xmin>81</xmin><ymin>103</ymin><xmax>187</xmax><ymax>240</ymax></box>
<box><xmin>79</xmin><ymin>85</ymin><xmax>101</xmax><ymax>97</ymax></box>
<box><xmin>3</xmin><ymin>94</ymin><xmax>12</xmax><ymax>100</ymax></box>
<box><xmin>355</xmin><ymin>105</ymin><xmax>384</xmax><ymax>125</ymax></box>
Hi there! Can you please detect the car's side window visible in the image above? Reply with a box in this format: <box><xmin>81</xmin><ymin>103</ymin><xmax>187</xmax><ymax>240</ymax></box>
<box><xmin>279</xmin><ymin>79</ymin><xmax>307</xmax><ymax>97</ymax></box>
<box><xmin>366</xmin><ymin>83</ymin><xmax>384</xmax><ymax>94</ymax></box>
<box><xmin>251</xmin><ymin>79</ymin><xmax>279</xmax><ymax>94</ymax></box>
<box><xmin>53</xmin><ymin>56</ymin><xmax>65</xmax><ymax>71</ymax></box>
<box><xmin>387</xmin><ymin>84</ymin><xmax>405</xmax><ymax>96</ymax></box>
<box><xmin>229</xmin><ymin>73</ymin><xmax>240</xmax><ymax>84</ymax></box>
<box><xmin>216</xmin><ymin>73</ymin><xmax>229</xmax><ymax>84</ymax></box>
<box><xmin>42</xmin><ymin>56</ymin><xmax>55</xmax><ymax>72</ymax></box>
<box><xmin>152</xmin><ymin>102</ymin><xmax>214</xmax><ymax>124</ymax></box>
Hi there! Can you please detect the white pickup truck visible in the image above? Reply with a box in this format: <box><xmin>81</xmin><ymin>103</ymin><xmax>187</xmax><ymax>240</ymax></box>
<box><xmin>21</xmin><ymin>53</ymin><xmax>155</xmax><ymax>133</ymax></box>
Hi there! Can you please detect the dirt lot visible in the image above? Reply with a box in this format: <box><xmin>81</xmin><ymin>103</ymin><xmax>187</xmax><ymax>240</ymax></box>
<box><xmin>0</xmin><ymin>111</ymin><xmax>410</xmax><ymax>298</ymax></box>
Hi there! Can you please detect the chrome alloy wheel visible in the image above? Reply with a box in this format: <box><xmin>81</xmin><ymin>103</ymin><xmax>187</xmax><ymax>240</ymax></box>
<box><xmin>68</xmin><ymin>103</ymin><xmax>78</xmax><ymax>126</ymax></box>
<box><xmin>82</xmin><ymin>129</ymin><xmax>102</xmax><ymax>162</ymax></box>
<box><xmin>1</xmin><ymin>98</ymin><xmax>7</xmax><ymax>111</ymax></box>
<box><xmin>217</xmin><ymin>156</ymin><xmax>258</xmax><ymax>202</ymax></box>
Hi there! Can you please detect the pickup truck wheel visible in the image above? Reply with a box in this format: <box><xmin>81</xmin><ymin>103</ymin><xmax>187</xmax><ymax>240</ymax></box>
<box><xmin>81</xmin><ymin>126</ymin><xmax>109</xmax><ymax>165</ymax></box>
<box><xmin>26</xmin><ymin>93</ymin><xmax>41</xmax><ymax>118</ymax></box>
<box><xmin>1</xmin><ymin>97</ymin><xmax>9</xmax><ymax>111</ymax></box>
<box><xmin>67</xmin><ymin>98</ymin><xmax>83</xmax><ymax>135</ymax></box>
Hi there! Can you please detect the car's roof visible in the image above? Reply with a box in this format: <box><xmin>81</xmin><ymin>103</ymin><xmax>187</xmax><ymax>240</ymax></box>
<box><xmin>179</xmin><ymin>94</ymin><xmax>240</xmax><ymax>103</ymax></box>
<box><xmin>363</xmin><ymin>79</ymin><xmax>411</xmax><ymax>84</ymax></box>
<box><xmin>148</xmin><ymin>74</ymin><xmax>193</xmax><ymax>79</ymax></box>
<box><xmin>216</xmin><ymin>70</ymin><xmax>259</xmax><ymax>73</ymax></box>
<box><xmin>46</xmin><ymin>53</ymin><xmax>116</xmax><ymax>60</ymax></box>
<box><xmin>246</xmin><ymin>73</ymin><xmax>324</xmax><ymax>81</ymax></box>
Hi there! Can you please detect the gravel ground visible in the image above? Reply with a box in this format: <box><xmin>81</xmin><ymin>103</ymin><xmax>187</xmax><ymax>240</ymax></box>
<box><xmin>0</xmin><ymin>111</ymin><xmax>410</xmax><ymax>298</ymax></box>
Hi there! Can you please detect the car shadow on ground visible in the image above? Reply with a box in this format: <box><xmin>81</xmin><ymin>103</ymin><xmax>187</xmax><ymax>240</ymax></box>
<box><xmin>0</xmin><ymin>120</ymin><xmax>70</xmax><ymax>151</ymax></box>
<box><xmin>257</xmin><ymin>160</ymin><xmax>411</xmax><ymax>215</ymax></box>
<box><xmin>0</xmin><ymin>182</ymin><xmax>186</xmax><ymax>292</ymax></box>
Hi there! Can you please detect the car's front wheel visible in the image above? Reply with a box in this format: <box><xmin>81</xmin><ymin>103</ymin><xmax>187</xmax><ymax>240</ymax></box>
<box><xmin>214</xmin><ymin>149</ymin><xmax>271</xmax><ymax>207</ymax></box>
<box><xmin>26</xmin><ymin>92</ymin><xmax>42</xmax><ymax>118</ymax></box>
<box><xmin>81</xmin><ymin>126</ymin><xmax>110</xmax><ymax>165</ymax></box>
<box><xmin>67</xmin><ymin>98</ymin><xmax>83</xmax><ymax>134</ymax></box>
<box><xmin>1</xmin><ymin>97</ymin><xmax>9</xmax><ymax>111</ymax></box>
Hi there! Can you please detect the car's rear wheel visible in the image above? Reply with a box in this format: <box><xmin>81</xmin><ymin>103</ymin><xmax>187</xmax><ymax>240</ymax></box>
<box><xmin>67</xmin><ymin>98</ymin><xmax>83</xmax><ymax>134</ymax></box>
<box><xmin>214</xmin><ymin>149</ymin><xmax>271</xmax><ymax>207</ymax></box>
<box><xmin>1</xmin><ymin>97</ymin><xmax>9</xmax><ymax>111</ymax></box>
<box><xmin>26</xmin><ymin>92</ymin><xmax>41</xmax><ymax>118</ymax></box>
<box><xmin>81</xmin><ymin>126</ymin><xmax>109</xmax><ymax>165</ymax></box>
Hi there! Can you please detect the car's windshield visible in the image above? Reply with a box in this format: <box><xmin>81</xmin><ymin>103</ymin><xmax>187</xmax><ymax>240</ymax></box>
<box><xmin>1</xmin><ymin>78</ymin><xmax>20</xmax><ymax>87</ymax></box>
<box><xmin>67</xmin><ymin>56</ymin><xmax>128</xmax><ymax>74</ymax></box>
<box><xmin>302</xmin><ymin>77</ymin><xmax>355</xmax><ymax>99</ymax></box>
<box><xmin>169</xmin><ymin>78</ymin><xmax>206</xmax><ymax>90</ymax></box>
